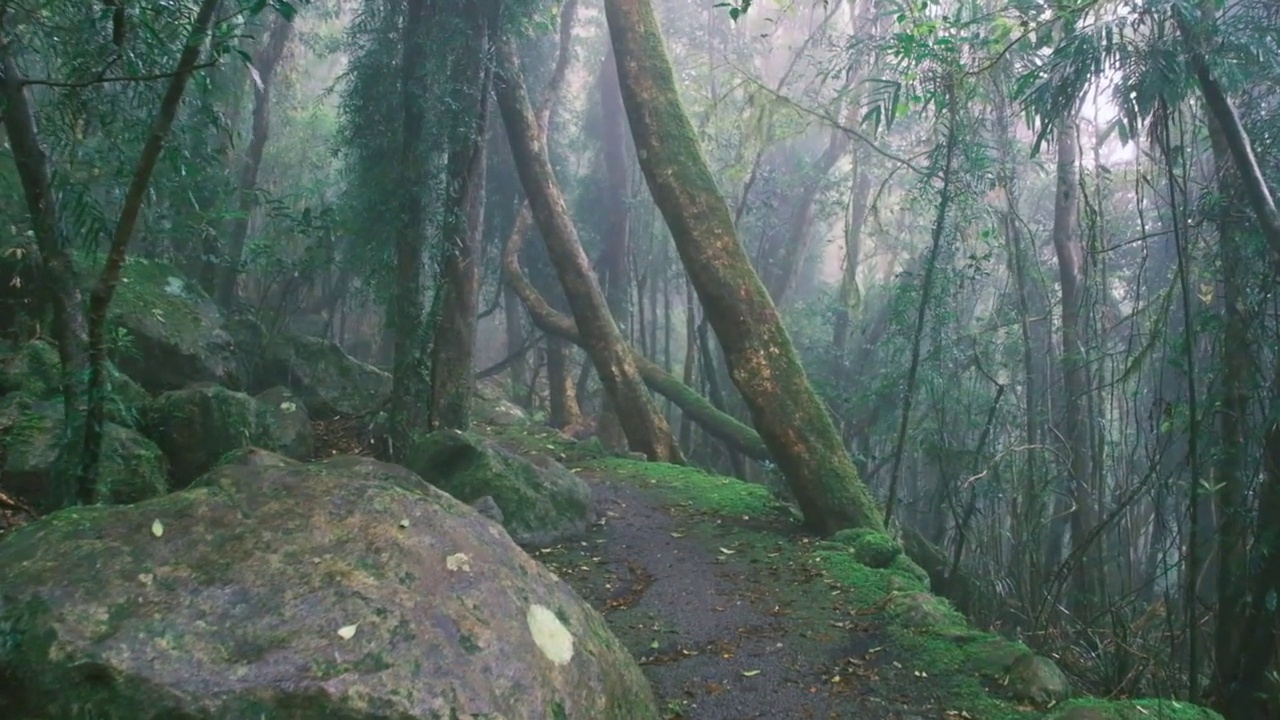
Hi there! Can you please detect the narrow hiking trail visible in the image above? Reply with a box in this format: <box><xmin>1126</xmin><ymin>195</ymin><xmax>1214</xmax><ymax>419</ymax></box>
<box><xmin>538</xmin><ymin>470</ymin><xmax>946</xmax><ymax>720</ymax></box>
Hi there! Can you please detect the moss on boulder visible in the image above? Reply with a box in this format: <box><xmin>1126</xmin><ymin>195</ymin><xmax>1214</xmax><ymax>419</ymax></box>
<box><xmin>0</xmin><ymin>453</ymin><xmax>658</xmax><ymax>720</ymax></box>
<box><xmin>0</xmin><ymin>393</ymin><xmax>167</xmax><ymax>510</ymax></box>
<box><xmin>405</xmin><ymin>430</ymin><xmax>593</xmax><ymax>548</ymax></box>
<box><xmin>96</xmin><ymin>258</ymin><xmax>239</xmax><ymax>393</ymax></box>
<box><xmin>253</xmin><ymin>386</ymin><xmax>314</xmax><ymax>460</ymax></box>
<box><xmin>143</xmin><ymin>383</ymin><xmax>286</xmax><ymax>487</ymax></box>
<box><xmin>0</xmin><ymin>339</ymin><xmax>61</xmax><ymax>399</ymax></box>
<box><xmin>829</xmin><ymin>527</ymin><xmax>902</xmax><ymax>568</ymax></box>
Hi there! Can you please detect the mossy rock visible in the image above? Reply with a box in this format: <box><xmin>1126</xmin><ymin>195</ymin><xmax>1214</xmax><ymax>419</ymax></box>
<box><xmin>0</xmin><ymin>454</ymin><xmax>657</xmax><ymax>719</ymax></box>
<box><xmin>88</xmin><ymin>257</ymin><xmax>239</xmax><ymax>393</ymax></box>
<box><xmin>404</xmin><ymin>429</ymin><xmax>593</xmax><ymax>548</ymax></box>
<box><xmin>1006</xmin><ymin>653</ymin><xmax>1071</xmax><ymax>706</ymax></box>
<box><xmin>254</xmin><ymin>386</ymin><xmax>314</xmax><ymax>461</ymax></box>
<box><xmin>144</xmin><ymin>383</ymin><xmax>284</xmax><ymax>488</ymax></box>
<box><xmin>0</xmin><ymin>339</ymin><xmax>62</xmax><ymax>399</ymax></box>
<box><xmin>0</xmin><ymin>340</ymin><xmax>149</xmax><ymax>430</ymax></box>
<box><xmin>0</xmin><ymin>393</ymin><xmax>167</xmax><ymax>510</ymax></box>
<box><xmin>829</xmin><ymin>527</ymin><xmax>902</xmax><ymax>568</ymax></box>
<box><xmin>229</xmin><ymin>316</ymin><xmax>391</xmax><ymax>419</ymax></box>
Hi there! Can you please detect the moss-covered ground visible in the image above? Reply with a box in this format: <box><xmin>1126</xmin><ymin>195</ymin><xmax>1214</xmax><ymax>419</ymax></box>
<box><xmin>491</xmin><ymin>422</ymin><xmax>1220</xmax><ymax>720</ymax></box>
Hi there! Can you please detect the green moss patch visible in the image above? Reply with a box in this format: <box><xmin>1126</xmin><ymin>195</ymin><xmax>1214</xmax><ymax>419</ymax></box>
<box><xmin>559</xmin><ymin>451</ymin><xmax>1222</xmax><ymax>720</ymax></box>
<box><xmin>580</xmin><ymin>457</ymin><xmax>790</xmax><ymax>521</ymax></box>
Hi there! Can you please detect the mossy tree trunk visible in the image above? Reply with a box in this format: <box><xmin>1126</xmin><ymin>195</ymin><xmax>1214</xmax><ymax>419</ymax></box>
<box><xmin>428</xmin><ymin>1</ymin><xmax>491</xmax><ymax>431</ymax></box>
<box><xmin>78</xmin><ymin>0</ymin><xmax>225</xmax><ymax>504</ymax></box>
<box><xmin>0</xmin><ymin>23</ymin><xmax>89</xmax><ymax>509</ymax></box>
<box><xmin>386</xmin><ymin>0</ymin><xmax>434</xmax><ymax>458</ymax></box>
<box><xmin>603</xmin><ymin>0</ymin><xmax>883</xmax><ymax>534</ymax></box>
<box><xmin>494</xmin><ymin>39</ymin><xmax>681</xmax><ymax>463</ymax></box>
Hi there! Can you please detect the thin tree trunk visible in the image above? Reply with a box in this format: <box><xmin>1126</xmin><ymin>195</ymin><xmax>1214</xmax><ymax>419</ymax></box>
<box><xmin>596</xmin><ymin>45</ymin><xmax>631</xmax><ymax>450</ymax></box>
<box><xmin>494</xmin><ymin>39</ymin><xmax>681</xmax><ymax>463</ymax></box>
<box><xmin>0</xmin><ymin>28</ymin><xmax>90</xmax><ymax>509</ymax></box>
<box><xmin>79</xmin><ymin>0</ymin><xmax>224</xmax><ymax>503</ymax></box>
<box><xmin>605</xmin><ymin>0</ymin><xmax>883</xmax><ymax>534</ymax></box>
<box><xmin>216</xmin><ymin>13</ymin><xmax>294</xmax><ymax>309</ymax></box>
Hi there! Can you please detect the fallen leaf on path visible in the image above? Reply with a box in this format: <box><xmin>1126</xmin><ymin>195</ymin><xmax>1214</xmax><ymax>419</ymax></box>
<box><xmin>741</xmin><ymin>669</ymin><xmax>761</xmax><ymax>677</ymax></box>
<box><xmin>337</xmin><ymin>623</ymin><xmax>358</xmax><ymax>640</ymax></box>
<box><xmin>150</xmin><ymin>519</ymin><xmax>164</xmax><ymax>538</ymax></box>
<box><xmin>718</xmin><ymin>547</ymin><xmax>736</xmax><ymax>555</ymax></box>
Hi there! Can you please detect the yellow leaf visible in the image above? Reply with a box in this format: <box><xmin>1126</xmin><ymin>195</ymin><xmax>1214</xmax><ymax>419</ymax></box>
<box><xmin>150</xmin><ymin>519</ymin><xmax>164</xmax><ymax>538</ymax></box>
<box><xmin>741</xmin><ymin>669</ymin><xmax>761</xmax><ymax>677</ymax></box>
<box><xmin>719</xmin><ymin>547</ymin><xmax>736</xmax><ymax>555</ymax></box>
<box><xmin>337</xmin><ymin>623</ymin><xmax>358</xmax><ymax>640</ymax></box>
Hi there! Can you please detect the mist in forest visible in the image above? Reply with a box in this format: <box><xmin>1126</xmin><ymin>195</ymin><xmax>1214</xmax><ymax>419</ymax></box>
<box><xmin>1</xmin><ymin>0</ymin><xmax>1278</xmax><ymax>718</ymax></box>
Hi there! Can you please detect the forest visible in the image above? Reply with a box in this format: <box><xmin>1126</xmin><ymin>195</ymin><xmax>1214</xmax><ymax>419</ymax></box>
<box><xmin>0</xmin><ymin>0</ymin><xmax>1277</xmax><ymax>718</ymax></box>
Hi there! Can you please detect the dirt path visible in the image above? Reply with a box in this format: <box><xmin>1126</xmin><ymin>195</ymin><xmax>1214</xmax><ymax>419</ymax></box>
<box><xmin>539</xmin><ymin>473</ymin><xmax>943</xmax><ymax>720</ymax></box>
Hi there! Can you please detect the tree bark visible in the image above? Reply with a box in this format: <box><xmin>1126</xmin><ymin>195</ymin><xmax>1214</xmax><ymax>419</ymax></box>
<box><xmin>216</xmin><ymin>13</ymin><xmax>294</xmax><ymax>309</ymax></box>
<box><xmin>494</xmin><ymin>39</ymin><xmax>681</xmax><ymax>463</ymax></box>
<box><xmin>595</xmin><ymin>45</ymin><xmax>632</xmax><ymax>450</ymax></box>
<box><xmin>502</xmin><ymin>223</ymin><xmax>768</xmax><ymax>460</ymax></box>
<box><xmin>604</xmin><ymin>0</ymin><xmax>883</xmax><ymax>534</ymax></box>
<box><xmin>0</xmin><ymin>25</ymin><xmax>90</xmax><ymax>509</ymax></box>
<box><xmin>1048</xmin><ymin>114</ymin><xmax>1100</xmax><ymax>614</ymax></box>
<box><xmin>427</xmin><ymin>1</ymin><xmax>491</xmax><ymax>431</ymax></box>
<box><xmin>387</xmin><ymin>0</ymin><xmax>434</xmax><ymax>458</ymax></box>
<box><xmin>79</xmin><ymin>0</ymin><xmax>224</xmax><ymax>504</ymax></box>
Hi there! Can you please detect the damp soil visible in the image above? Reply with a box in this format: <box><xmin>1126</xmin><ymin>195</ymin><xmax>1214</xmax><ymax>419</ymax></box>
<box><xmin>537</xmin><ymin>472</ymin><xmax>948</xmax><ymax>720</ymax></box>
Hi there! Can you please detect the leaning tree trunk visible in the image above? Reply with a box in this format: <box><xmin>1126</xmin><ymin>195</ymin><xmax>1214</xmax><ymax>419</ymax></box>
<box><xmin>604</xmin><ymin>0</ymin><xmax>883</xmax><ymax>534</ymax></box>
<box><xmin>427</xmin><ymin>1</ymin><xmax>491</xmax><ymax>431</ymax></box>
<box><xmin>494</xmin><ymin>39</ymin><xmax>681</xmax><ymax>463</ymax></box>
<box><xmin>79</xmin><ymin>0</ymin><xmax>225</xmax><ymax>504</ymax></box>
<box><xmin>502</xmin><ymin>210</ymin><xmax>768</xmax><ymax>460</ymax></box>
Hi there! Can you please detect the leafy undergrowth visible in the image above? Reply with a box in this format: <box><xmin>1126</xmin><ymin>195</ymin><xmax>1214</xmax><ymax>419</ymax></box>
<box><xmin>543</xmin><ymin>454</ymin><xmax>1221</xmax><ymax>720</ymax></box>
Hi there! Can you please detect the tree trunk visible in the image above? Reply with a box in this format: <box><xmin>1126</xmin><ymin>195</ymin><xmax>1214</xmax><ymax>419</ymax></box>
<box><xmin>1049</xmin><ymin>114</ymin><xmax>1099</xmax><ymax>615</ymax></box>
<box><xmin>595</xmin><ymin>45</ymin><xmax>632</xmax><ymax>450</ymax></box>
<box><xmin>0</xmin><ymin>30</ymin><xmax>90</xmax><ymax>509</ymax></box>
<box><xmin>502</xmin><ymin>225</ymin><xmax>768</xmax><ymax>460</ymax></box>
<box><xmin>387</xmin><ymin>0</ymin><xmax>434</xmax><ymax>458</ymax></box>
<box><xmin>79</xmin><ymin>0</ymin><xmax>224</xmax><ymax>504</ymax></box>
<box><xmin>427</xmin><ymin>1</ymin><xmax>491</xmax><ymax>431</ymax></box>
<box><xmin>604</xmin><ymin>0</ymin><xmax>883</xmax><ymax>534</ymax></box>
<box><xmin>504</xmin><ymin>283</ymin><xmax>531</xmax><ymax>399</ymax></box>
<box><xmin>216</xmin><ymin>13</ymin><xmax>294</xmax><ymax>309</ymax></box>
<box><xmin>494</xmin><ymin>39</ymin><xmax>681</xmax><ymax>463</ymax></box>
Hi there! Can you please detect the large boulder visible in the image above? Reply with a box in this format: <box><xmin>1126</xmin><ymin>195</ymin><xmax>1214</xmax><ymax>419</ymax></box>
<box><xmin>229</xmin><ymin>316</ymin><xmax>390</xmax><ymax>419</ymax></box>
<box><xmin>104</xmin><ymin>258</ymin><xmax>238</xmax><ymax>393</ymax></box>
<box><xmin>0</xmin><ymin>453</ymin><xmax>658</xmax><ymax>720</ymax></box>
<box><xmin>143</xmin><ymin>383</ymin><xmax>285</xmax><ymax>488</ymax></box>
<box><xmin>0</xmin><ymin>394</ymin><xmax>167</xmax><ymax>510</ymax></box>
<box><xmin>405</xmin><ymin>430</ymin><xmax>593</xmax><ymax>548</ymax></box>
